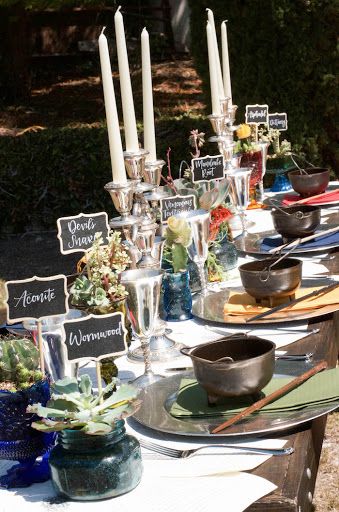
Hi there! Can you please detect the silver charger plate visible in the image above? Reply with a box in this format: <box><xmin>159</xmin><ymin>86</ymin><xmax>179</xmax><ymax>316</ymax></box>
<box><xmin>132</xmin><ymin>370</ymin><xmax>339</xmax><ymax>437</ymax></box>
<box><xmin>233</xmin><ymin>224</ymin><xmax>339</xmax><ymax>255</ymax></box>
<box><xmin>191</xmin><ymin>288</ymin><xmax>339</xmax><ymax>325</ymax></box>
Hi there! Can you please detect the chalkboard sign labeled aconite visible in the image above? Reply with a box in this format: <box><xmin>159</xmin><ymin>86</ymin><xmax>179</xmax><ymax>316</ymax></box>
<box><xmin>245</xmin><ymin>104</ymin><xmax>269</xmax><ymax>125</ymax></box>
<box><xmin>268</xmin><ymin>112</ymin><xmax>288</xmax><ymax>131</ymax></box>
<box><xmin>191</xmin><ymin>154</ymin><xmax>224</xmax><ymax>183</ymax></box>
<box><xmin>61</xmin><ymin>313</ymin><xmax>128</xmax><ymax>363</ymax></box>
<box><xmin>57</xmin><ymin>212</ymin><xmax>110</xmax><ymax>254</ymax></box>
<box><xmin>6</xmin><ymin>275</ymin><xmax>69</xmax><ymax>323</ymax></box>
<box><xmin>160</xmin><ymin>194</ymin><xmax>196</xmax><ymax>223</ymax></box>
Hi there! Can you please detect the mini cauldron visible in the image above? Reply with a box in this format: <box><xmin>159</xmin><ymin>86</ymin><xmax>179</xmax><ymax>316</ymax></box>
<box><xmin>181</xmin><ymin>335</ymin><xmax>275</xmax><ymax>405</ymax></box>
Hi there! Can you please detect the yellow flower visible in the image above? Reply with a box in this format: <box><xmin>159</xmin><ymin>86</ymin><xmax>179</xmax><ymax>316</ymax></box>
<box><xmin>236</xmin><ymin>124</ymin><xmax>251</xmax><ymax>139</ymax></box>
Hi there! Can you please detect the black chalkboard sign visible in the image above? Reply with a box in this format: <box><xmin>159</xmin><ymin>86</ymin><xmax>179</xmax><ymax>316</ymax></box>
<box><xmin>245</xmin><ymin>104</ymin><xmax>269</xmax><ymax>125</ymax></box>
<box><xmin>191</xmin><ymin>154</ymin><xmax>224</xmax><ymax>183</ymax></box>
<box><xmin>6</xmin><ymin>275</ymin><xmax>69</xmax><ymax>323</ymax></box>
<box><xmin>57</xmin><ymin>212</ymin><xmax>110</xmax><ymax>254</ymax></box>
<box><xmin>268</xmin><ymin>112</ymin><xmax>288</xmax><ymax>131</ymax></box>
<box><xmin>160</xmin><ymin>194</ymin><xmax>196</xmax><ymax>223</ymax></box>
<box><xmin>61</xmin><ymin>313</ymin><xmax>128</xmax><ymax>363</ymax></box>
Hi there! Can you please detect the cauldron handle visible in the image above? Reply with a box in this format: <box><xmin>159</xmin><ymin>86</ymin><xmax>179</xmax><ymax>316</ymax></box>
<box><xmin>180</xmin><ymin>334</ymin><xmax>247</xmax><ymax>364</ymax></box>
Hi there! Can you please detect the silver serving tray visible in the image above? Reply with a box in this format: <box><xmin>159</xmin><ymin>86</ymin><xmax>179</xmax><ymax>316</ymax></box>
<box><xmin>233</xmin><ymin>224</ymin><xmax>339</xmax><ymax>255</ymax></box>
<box><xmin>132</xmin><ymin>370</ymin><xmax>339</xmax><ymax>437</ymax></box>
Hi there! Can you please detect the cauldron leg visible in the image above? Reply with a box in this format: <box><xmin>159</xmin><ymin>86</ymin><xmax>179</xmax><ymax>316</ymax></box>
<box><xmin>288</xmin><ymin>294</ymin><xmax>295</xmax><ymax>302</ymax></box>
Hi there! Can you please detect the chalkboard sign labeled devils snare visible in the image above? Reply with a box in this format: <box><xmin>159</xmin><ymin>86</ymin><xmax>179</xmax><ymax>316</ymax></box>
<box><xmin>160</xmin><ymin>194</ymin><xmax>196</xmax><ymax>223</ymax></box>
<box><xmin>61</xmin><ymin>312</ymin><xmax>128</xmax><ymax>363</ymax></box>
<box><xmin>191</xmin><ymin>154</ymin><xmax>224</xmax><ymax>183</ymax></box>
<box><xmin>245</xmin><ymin>104</ymin><xmax>269</xmax><ymax>125</ymax></box>
<box><xmin>268</xmin><ymin>112</ymin><xmax>288</xmax><ymax>131</ymax></box>
<box><xmin>5</xmin><ymin>274</ymin><xmax>69</xmax><ymax>323</ymax></box>
<box><xmin>57</xmin><ymin>212</ymin><xmax>110</xmax><ymax>254</ymax></box>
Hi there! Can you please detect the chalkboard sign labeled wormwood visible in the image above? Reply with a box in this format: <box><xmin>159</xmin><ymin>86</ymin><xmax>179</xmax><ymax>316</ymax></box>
<box><xmin>245</xmin><ymin>104</ymin><xmax>269</xmax><ymax>125</ymax></box>
<box><xmin>160</xmin><ymin>195</ymin><xmax>196</xmax><ymax>223</ymax></box>
<box><xmin>191</xmin><ymin>154</ymin><xmax>224</xmax><ymax>183</ymax></box>
<box><xmin>57</xmin><ymin>212</ymin><xmax>110</xmax><ymax>254</ymax></box>
<box><xmin>268</xmin><ymin>112</ymin><xmax>288</xmax><ymax>131</ymax></box>
<box><xmin>61</xmin><ymin>312</ymin><xmax>128</xmax><ymax>363</ymax></box>
<box><xmin>5</xmin><ymin>274</ymin><xmax>69</xmax><ymax>323</ymax></box>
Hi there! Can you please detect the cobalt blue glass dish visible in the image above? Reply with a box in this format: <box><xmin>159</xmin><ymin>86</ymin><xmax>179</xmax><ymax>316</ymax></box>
<box><xmin>0</xmin><ymin>379</ymin><xmax>56</xmax><ymax>488</ymax></box>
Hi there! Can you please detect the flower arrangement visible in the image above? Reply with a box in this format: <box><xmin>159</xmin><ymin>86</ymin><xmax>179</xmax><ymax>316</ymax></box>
<box><xmin>206</xmin><ymin>205</ymin><xmax>235</xmax><ymax>282</ymax></box>
<box><xmin>209</xmin><ymin>205</ymin><xmax>233</xmax><ymax>242</ymax></box>
<box><xmin>163</xmin><ymin>217</ymin><xmax>192</xmax><ymax>273</ymax></box>
<box><xmin>71</xmin><ymin>231</ymin><xmax>130</xmax><ymax>311</ymax></box>
<box><xmin>27</xmin><ymin>374</ymin><xmax>140</xmax><ymax>436</ymax></box>
<box><xmin>234</xmin><ymin>124</ymin><xmax>259</xmax><ymax>155</ymax></box>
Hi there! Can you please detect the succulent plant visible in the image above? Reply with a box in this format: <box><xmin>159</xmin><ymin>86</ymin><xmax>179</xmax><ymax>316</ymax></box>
<box><xmin>163</xmin><ymin>217</ymin><xmax>192</xmax><ymax>273</ymax></box>
<box><xmin>27</xmin><ymin>374</ymin><xmax>140</xmax><ymax>436</ymax></box>
<box><xmin>0</xmin><ymin>336</ymin><xmax>43</xmax><ymax>391</ymax></box>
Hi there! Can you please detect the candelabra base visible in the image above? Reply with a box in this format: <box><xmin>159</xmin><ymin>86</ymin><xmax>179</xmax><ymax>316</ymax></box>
<box><xmin>128</xmin><ymin>334</ymin><xmax>185</xmax><ymax>363</ymax></box>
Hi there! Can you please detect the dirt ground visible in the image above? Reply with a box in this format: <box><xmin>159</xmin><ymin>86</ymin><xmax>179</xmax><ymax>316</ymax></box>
<box><xmin>0</xmin><ymin>58</ymin><xmax>338</xmax><ymax>511</ymax></box>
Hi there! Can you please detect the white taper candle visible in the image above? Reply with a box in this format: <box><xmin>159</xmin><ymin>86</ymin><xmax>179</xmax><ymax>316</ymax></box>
<box><xmin>141</xmin><ymin>27</ymin><xmax>157</xmax><ymax>162</ymax></box>
<box><xmin>98</xmin><ymin>28</ymin><xmax>127</xmax><ymax>184</ymax></box>
<box><xmin>206</xmin><ymin>8</ymin><xmax>224</xmax><ymax>100</ymax></box>
<box><xmin>114</xmin><ymin>7</ymin><xmax>139</xmax><ymax>152</ymax></box>
<box><xmin>221</xmin><ymin>20</ymin><xmax>232</xmax><ymax>104</ymax></box>
<box><xmin>206</xmin><ymin>21</ymin><xmax>221</xmax><ymax>115</ymax></box>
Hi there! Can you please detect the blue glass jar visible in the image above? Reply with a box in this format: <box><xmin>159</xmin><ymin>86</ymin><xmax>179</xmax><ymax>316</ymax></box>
<box><xmin>48</xmin><ymin>420</ymin><xmax>142</xmax><ymax>501</ymax></box>
<box><xmin>0</xmin><ymin>379</ymin><xmax>55</xmax><ymax>488</ymax></box>
<box><xmin>162</xmin><ymin>269</ymin><xmax>192</xmax><ymax>321</ymax></box>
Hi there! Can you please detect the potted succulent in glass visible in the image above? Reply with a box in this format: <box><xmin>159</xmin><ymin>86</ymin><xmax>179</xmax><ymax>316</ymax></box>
<box><xmin>0</xmin><ymin>335</ymin><xmax>54</xmax><ymax>488</ymax></box>
<box><xmin>27</xmin><ymin>374</ymin><xmax>142</xmax><ymax>501</ymax></box>
<box><xmin>70</xmin><ymin>231</ymin><xmax>131</xmax><ymax>383</ymax></box>
<box><xmin>162</xmin><ymin>216</ymin><xmax>193</xmax><ymax>321</ymax></box>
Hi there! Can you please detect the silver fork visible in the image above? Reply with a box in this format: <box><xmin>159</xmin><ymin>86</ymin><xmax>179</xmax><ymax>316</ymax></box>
<box><xmin>139</xmin><ymin>439</ymin><xmax>294</xmax><ymax>458</ymax></box>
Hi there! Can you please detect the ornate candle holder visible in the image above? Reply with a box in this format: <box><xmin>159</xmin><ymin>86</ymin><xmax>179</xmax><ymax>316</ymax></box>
<box><xmin>124</xmin><ymin>148</ymin><xmax>149</xmax><ymax>181</ymax></box>
<box><xmin>104</xmin><ymin>180</ymin><xmax>141</xmax><ymax>229</ymax></box>
<box><xmin>135</xmin><ymin>217</ymin><xmax>159</xmax><ymax>269</ymax></box>
<box><xmin>208</xmin><ymin>113</ymin><xmax>226</xmax><ymax>137</ymax></box>
<box><xmin>142</xmin><ymin>160</ymin><xmax>173</xmax><ymax>221</ymax></box>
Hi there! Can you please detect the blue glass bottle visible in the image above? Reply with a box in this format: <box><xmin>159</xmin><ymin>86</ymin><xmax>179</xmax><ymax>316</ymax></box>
<box><xmin>48</xmin><ymin>420</ymin><xmax>142</xmax><ymax>501</ymax></box>
<box><xmin>162</xmin><ymin>269</ymin><xmax>192</xmax><ymax>321</ymax></box>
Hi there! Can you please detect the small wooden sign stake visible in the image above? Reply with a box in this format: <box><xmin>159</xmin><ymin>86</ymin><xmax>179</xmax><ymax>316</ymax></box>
<box><xmin>36</xmin><ymin>319</ymin><xmax>45</xmax><ymax>375</ymax></box>
<box><xmin>96</xmin><ymin>362</ymin><xmax>103</xmax><ymax>403</ymax></box>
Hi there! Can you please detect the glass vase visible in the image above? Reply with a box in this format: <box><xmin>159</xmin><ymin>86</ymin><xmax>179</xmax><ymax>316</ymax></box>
<box><xmin>241</xmin><ymin>150</ymin><xmax>263</xmax><ymax>206</ymax></box>
<box><xmin>210</xmin><ymin>238</ymin><xmax>238</xmax><ymax>274</ymax></box>
<box><xmin>162</xmin><ymin>269</ymin><xmax>193</xmax><ymax>321</ymax></box>
<box><xmin>48</xmin><ymin>420</ymin><xmax>142</xmax><ymax>501</ymax></box>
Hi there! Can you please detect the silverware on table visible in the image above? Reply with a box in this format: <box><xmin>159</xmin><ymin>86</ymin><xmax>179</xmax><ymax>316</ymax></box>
<box><xmin>139</xmin><ymin>439</ymin><xmax>294</xmax><ymax>458</ymax></box>
<box><xmin>204</xmin><ymin>324</ymin><xmax>320</xmax><ymax>338</ymax></box>
<box><xmin>246</xmin><ymin>282</ymin><xmax>339</xmax><ymax>323</ymax></box>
